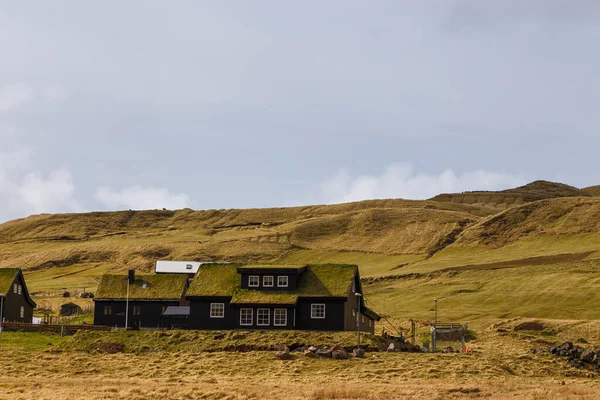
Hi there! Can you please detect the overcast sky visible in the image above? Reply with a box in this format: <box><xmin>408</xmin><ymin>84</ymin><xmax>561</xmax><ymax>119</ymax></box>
<box><xmin>1</xmin><ymin>1</ymin><xmax>599</xmax><ymax>222</ymax></box>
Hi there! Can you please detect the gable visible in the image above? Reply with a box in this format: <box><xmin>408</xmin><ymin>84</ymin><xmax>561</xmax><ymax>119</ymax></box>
<box><xmin>0</xmin><ymin>268</ymin><xmax>37</xmax><ymax>308</ymax></box>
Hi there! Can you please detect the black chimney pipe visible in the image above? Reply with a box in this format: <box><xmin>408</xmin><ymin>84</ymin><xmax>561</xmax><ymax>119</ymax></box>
<box><xmin>128</xmin><ymin>269</ymin><xmax>135</xmax><ymax>284</ymax></box>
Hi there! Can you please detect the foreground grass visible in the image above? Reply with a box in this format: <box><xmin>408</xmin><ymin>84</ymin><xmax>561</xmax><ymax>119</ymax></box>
<box><xmin>0</xmin><ymin>320</ymin><xmax>599</xmax><ymax>399</ymax></box>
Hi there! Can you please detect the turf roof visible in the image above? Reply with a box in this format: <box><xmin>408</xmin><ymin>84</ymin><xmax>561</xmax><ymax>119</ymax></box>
<box><xmin>187</xmin><ymin>263</ymin><xmax>358</xmax><ymax>305</ymax></box>
<box><xmin>0</xmin><ymin>268</ymin><xmax>19</xmax><ymax>296</ymax></box>
<box><xmin>95</xmin><ymin>273</ymin><xmax>188</xmax><ymax>300</ymax></box>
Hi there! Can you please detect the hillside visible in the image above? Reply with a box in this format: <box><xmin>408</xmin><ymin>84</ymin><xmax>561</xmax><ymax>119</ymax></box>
<box><xmin>1</xmin><ymin>180</ymin><xmax>600</xmax><ymax>324</ymax></box>
<box><xmin>430</xmin><ymin>180</ymin><xmax>588</xmax><ymax>211</ymax></box>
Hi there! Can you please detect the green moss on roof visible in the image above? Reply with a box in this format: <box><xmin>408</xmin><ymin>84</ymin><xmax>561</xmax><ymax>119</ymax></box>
<box><xmin>188</xmin><ymin>263</ymin><xmax>357</xmax><ymax>305</ymax></box>
<box><xmin>0</xmin><ymin>268</ymin><xmax>19</xmax><ymax>296</ymax></box>
<box><xmin>95</xmin><ymin>274</ymin><xmax>188</xmax><ymax>300</ymax></box>
<box><xmin>238</xmin><ymin>264</ymin><xmax>306</xmax><ymax>271</ymax></box>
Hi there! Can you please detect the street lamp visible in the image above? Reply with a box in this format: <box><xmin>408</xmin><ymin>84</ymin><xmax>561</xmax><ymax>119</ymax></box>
<box><xmin>433</xmin><ymin>298</ymin><xmax>438</xmax><ymax>352</ymax></box>
<box><xmin>0</xmin><ymin>294</ymin><xmax>4</xmax><ymax>348</ymax></box>
<box><xmin>355</xmin><ymin>292</ymin><xmax>362</xmax><ymax>349</ymax></box>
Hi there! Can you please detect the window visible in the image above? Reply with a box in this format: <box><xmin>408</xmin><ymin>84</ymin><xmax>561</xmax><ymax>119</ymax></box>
<box><xmin>133</xmin><ymin>305</ymin><xmax>141</xmax><ymax>316</ymax></box>
<box><xmin>311</xmin><ymin>304</ymin><xmax>326</xmax><ymax>319</ymax></box>
<box><xmin>263</xmin><ymin>276</ymin><xmax>274</xmax><ymax>287</ymax></box>
<box><xmin>210</xmin><ymin>303</ymin><xmax>225</xmax><ymax>318</ymax></box>
<box><xmin>257</xmin><ymin>309</ymin><xmax>270</xmax><ymax>326</ymax></box>
<box><xmin>369</xmin><ymin>320</ymin><xmax>372</xmax><ymax>328</ymax></box>
<box><xmin>248</xmin><ymin>276</ymin><xmax>259</xmax><ymax>287</ymax></box>
<box><xmin>240</xmin><ymin>308</ymin><xmax>253</xmax><ymax>326</ymax></box>
<box><xmin>186</xmin><ymin>264</ymin><xmax>193</xmax><ymax>270</ymax></box>
<box><xmin>104</xmin><ymin>306</ymin><xmax>112</xmax><ymax>315</ymax></box>
<box><xmin>277</xmin><ymin>276</ymin><xmax>288</xmax><ymax>287</ymax></box>
<box><xmin>17</xmin><ymin>285</ymin><xmax>22</xmax><ymax>295</ymax></box>
<box><xmin>352</xmin><ymin>309</ymin><xmax>355</xmax><ymax>317</ymax></box>
<box><xmin>20</xmin><ymin>306</ymin><xmax>24</xmax><ymax>318</ymax></box>
<box><xmin>274</xmin><ymin>309</ymin><xmax>287</xmax><ymax>326</ymax></box>
<box><xmin>362</xmin><ymin>316</ymin><xmax>365</xmax><ymax>323</ymax></box>
<box><xmin>13</xmin><ymin>284</ymin><xmax>17</xmax><ymax>294</ymax></box>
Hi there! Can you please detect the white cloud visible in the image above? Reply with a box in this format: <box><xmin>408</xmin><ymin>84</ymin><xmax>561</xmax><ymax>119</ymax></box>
<box><xmin>17</xmin><ymin>169</ymin><xmax>81</xmax><ymax>214</ymax></box>
<box><xmin>322</xmin><ymin>163</ymin><xmax>526</xmax><ymax>203</ymax></box>
<box><xmin>0</xmin><ymin>83</ymin><xmax>34</xmax><ymax>113</ymax></box>
<box><xmin>43</xmin><ymin>84</ymin><xmax>66</xmax><ymax>102</ymax></box>
<box><xmin>95</xmin><ymin>186</ymin><xmax>192</xmax><ymax>210</ymax></box>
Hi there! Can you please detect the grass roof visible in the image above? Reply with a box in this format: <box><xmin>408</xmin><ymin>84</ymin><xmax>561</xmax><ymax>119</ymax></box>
<box><xmin>237</xmin><ymin>264</ymin><xmax>306</xmax><ymax>271</ymax></box>
<box><xmin>95</xmin><ymin>273</ymin><xmax>188</xmax><ymax>300</ymax></box>
<box><xmin>187</xmin><ymin>263</ymin><xmax>357</xmax><ymax>305</ymax></box>
<box><xmin>0</xmin><ymin>268</ymin><xmax>19</xmax><ymax>296</ymax></box>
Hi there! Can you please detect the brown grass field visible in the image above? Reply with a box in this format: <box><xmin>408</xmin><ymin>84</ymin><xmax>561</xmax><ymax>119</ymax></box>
<box><xmin>1</xmin><ymin>318</ymin><xmax>600</xmax><ymax>400</ymax></box>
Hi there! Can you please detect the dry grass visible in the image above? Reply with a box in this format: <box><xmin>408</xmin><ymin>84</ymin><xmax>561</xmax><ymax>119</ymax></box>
<box><xmin>1</xmin><ymin>320</ymin><xmax>600</xmax><ymax>400</ymax></box>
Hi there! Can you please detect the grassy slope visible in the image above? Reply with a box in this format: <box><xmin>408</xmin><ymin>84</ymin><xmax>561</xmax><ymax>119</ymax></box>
<box><xmin>1</xmin><ymin>181</ymin><xmax>600</xmax><ymax>324</ymax></box>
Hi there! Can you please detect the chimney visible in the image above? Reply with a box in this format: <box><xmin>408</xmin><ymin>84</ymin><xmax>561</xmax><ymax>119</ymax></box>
<box><xmin>128</xmin><ymin>269</ymin><xmax>135</xmax><ymax>284</ymax></box>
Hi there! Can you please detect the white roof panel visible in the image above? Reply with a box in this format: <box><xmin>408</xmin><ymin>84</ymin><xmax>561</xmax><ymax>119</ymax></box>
<box><xmin>155</xmin><ymin>260</ymin><xmax>203</xmax><ymax>274</ymax></box>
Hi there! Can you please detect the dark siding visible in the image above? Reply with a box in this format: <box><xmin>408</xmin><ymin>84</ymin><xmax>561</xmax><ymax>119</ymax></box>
<box><xmin>188</xmin><ymin>297</ymin><xmax>237</xmax><ymax>329</ymax></box>
<box><xmin>295</xmin><ymin>299</ymin><xmax>345</xmax><ymax>331</ymax></box>
<box><xmin>93</xmin><ymin>300</ymin><xmax>179</xmax><ymax>327</ymax></box>
<box><xmin>1</xmin><ymin>273</ymin><xmax>34</xmax><ymax>323</ymax></box>
<box><xmin>343</xmin><ymin>277</ymin><xmax>375</xmax><ymax>334</ymax></box>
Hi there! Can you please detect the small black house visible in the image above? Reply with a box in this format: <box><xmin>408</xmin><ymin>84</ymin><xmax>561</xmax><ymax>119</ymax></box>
<box><xmin>93</xmin><ymin>270</ymin><xmax>188</xmax><ymax>328</ymax></box>
<box><xmin>186</xmin><ymin>264</ymin><xmax>380</xmax><ymax>332</ymax></box>
<box><xmin>60</xmin><ymin>302</ymin><xmax>82</xmax><ymax>316</ymax></box>
<box><xmin>0</xmin><ymin>268</ymin><xmax>37</xmax><ymax>323</ymax></box>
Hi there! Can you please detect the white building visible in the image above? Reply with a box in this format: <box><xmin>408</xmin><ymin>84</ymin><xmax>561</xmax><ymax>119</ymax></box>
<box><xmin>155</xmin><ymin>260</ymin><xmax>203</xmax><ymax>274</ymax></box>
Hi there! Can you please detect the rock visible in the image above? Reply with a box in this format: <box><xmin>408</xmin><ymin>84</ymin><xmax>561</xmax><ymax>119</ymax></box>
<box><xmin>304</xmin><ymin>350</ymin><xmax>316</xmax><ymax>358</ymax></box>
<box><xmin>275</xmin><ymin>350</ymin><xmax>291</xmax><ymax>360</ymax></box>
<box><xmin>308</xmin><ymin>346</ymin><xmax>318</xmax><ymax>352</ymax></box>
<box><xmin>291</xmin><ymin>346</ymin><xmax>306</xmax><ymax>353</ymax></box>
<box><xmin>581</xmin><ymin>350</ymin><xmax>595</xmax><ymax>362</ymax></box>
<box><xmin>514</xmin><ymin>321</ymin><xmax>544</xmax><ymax>331</ymax></box>
<box><xmin>550</xmin><ymin>347</ymin><xmax>558</xmax><ymax>355</ymax></box>
<box><xmin>273</xmin><ymin>345</ymin><xmax>290</xmax><ymax>352</ymax></box>
<box><xmin>353</xmin><ymin>348</ymin><xmax>365</xmax><ymax>358</ymax></box>
<box><xmin>387</xmin><ymin>343</ymin><xmax>395</xmax><ymax>352</ymax></box>
<box><xmin>316</xmin><ymin>347</ymin><xmax>332</xmax><ymax>358</ymax></box>
<box><xmin>331</xmin><ymin>346</ymin><xmax>349</xmax><ymax>360</ymax></box>
<box><xmin>558</xmin><ymin>342</ymin><xmax>573</xmax><ymax>351</ymax></box>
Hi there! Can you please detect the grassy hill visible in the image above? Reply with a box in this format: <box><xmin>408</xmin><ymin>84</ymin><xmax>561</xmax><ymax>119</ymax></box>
<box><xmin>1</xmin><ymin>180</ymin><xmax>600</xmax><ymax>326</ymax></box>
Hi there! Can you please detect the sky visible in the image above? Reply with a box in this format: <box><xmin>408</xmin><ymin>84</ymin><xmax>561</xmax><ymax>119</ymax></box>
<box><xmin>1</xmin><ymin>1</ymin><xmax>599</xmax><ymax>222</ymax></box>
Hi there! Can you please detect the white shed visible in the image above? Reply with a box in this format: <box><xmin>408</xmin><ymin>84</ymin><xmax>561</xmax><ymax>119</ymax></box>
<box><xmin>155</xmin><ymin>260</ymin><xmax>203</xmax><ymax>274</ymax></box>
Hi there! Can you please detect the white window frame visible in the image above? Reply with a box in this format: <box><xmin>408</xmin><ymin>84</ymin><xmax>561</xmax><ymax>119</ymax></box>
<box><xmin>263</xmin><ymin>276</ymin><xmax>274</xmax><ymax>287</ymax></box>
<box><xmin>133</xmin><ymin>305</ymin><xmax>141</xmax><ymax>316</ymax></box>
<box><xmin>13</xmin><ymin>283</ymin><xmax>18</xmax><ymax>294</ymax></box>
<box><xmin>362</xmin><ymin>315</ymin><xmax>365</xmax><ymax>323</ymax></box>
<box><xmin>311</xmin><ymin>304</ymin><xmax>326</xmax><ymax>319</ymax></box>
<box><xmin>240</xmin><ymin>308</ymin><xmax>253</xmax><ymax>326</ymax></box>
<box><xmin>20</xmin><ymin>306</ymin><xmax>24</xmax><ymax>318</ymax></box>
<box><xmin>248</xmin><ymin>276</ymin><xmax>260</xmax><ymax>287</ymax></box>
<box><xmin>277</xmin><ymin>276</ymin><xmax>289</xmax><ymax>287</ymax></box>
<box><xmin>210</xmin><ymin>303</ymin><xmax>225</xmax><ymax>318</ymax></box>
<box><xmin>274</xmin><ymin>309</ymin><xmax>287</xmax><ymax>326</ymax></box>
<box><xmin>17</xmin><ymin>285</ymin><xmax>22</xmax><ymax>295</ymax></box>
<box><xmin>104</xmin><ymin>305</ymin><xmax>112</xmax><ymax>315</ymax></box>
<box><xmin>369</xmin><ymin>319</ymin><xmax>372</xmax><ymax>328</ymax></box>
<box><xmin>257</xmin><ymin>308</ymin><xmax>270</xmax><ymax>326</ymax></box>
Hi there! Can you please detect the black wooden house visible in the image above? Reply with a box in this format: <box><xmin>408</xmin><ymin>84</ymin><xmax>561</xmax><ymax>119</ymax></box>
<box><xmin>186</xmin><ymin>264</ymin><xmax>380</xmax><ymax>332</ymax></box>
<box><xmin>0</xmin><ymin>268</ymin><xmax>37</xmax><ymax>323</ymax></box>
<box><xmin>93</xmin><ymin>270</ymin><xmax>188</xmax><ymax>328</ymax></box>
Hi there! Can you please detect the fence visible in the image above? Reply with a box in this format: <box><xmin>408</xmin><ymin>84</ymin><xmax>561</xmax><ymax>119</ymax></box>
<box><xmin>1</xmin><ymin>321</ymin><xmax>110</xmax><ymax>335</ymax></box>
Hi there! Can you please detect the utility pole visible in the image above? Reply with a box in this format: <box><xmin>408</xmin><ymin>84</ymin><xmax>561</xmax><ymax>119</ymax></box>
<box><xmin>355</xmin><ymin>292</ymin><xmax>362</xmax><ymax>349</ymax></box>
<box><xmin>433</xmin><ymin>298</ymin><xmax>438</xmax><ymax>352</ymax></box>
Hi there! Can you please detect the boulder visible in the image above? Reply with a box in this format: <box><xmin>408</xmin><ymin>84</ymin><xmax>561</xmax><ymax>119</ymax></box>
<box><xmin>304</xmin><ymin>350</ymin><xmax>317</xmax><ymax>358</ymax></box>
<box><xmin>387</xmin><ymin>343</ymin><xmax>395</xmax><ymax>352</ymax></box>
<box><xmin>275</xmin><ymin>350</ymin><xmax>291</xmax><ymax>360</ymax></box>
<box><xmin>316</xmin><ymin>347</ymin><xmax>332</xmax><ymax>358</ymax></box>
<box><xmin>581</xmin><ymin>350</ymin><xmax>595</xmax><ymax>362</ymax></box>
<box><xmin>331</xmin><ymin>346</ymin><xmax>349</xmax><ymax>360</ymax></box>
<box><xmin>353</xmin><ymin>348</ymin><xmax>365</xmax><ymax>358</ymax></box>
<box><xmin>308</xmin><ymin>346</ymin><xmax>318</xmax><ymax>352</ymax></box>
<box><xmin>558</xmin><ymin>342</ymin><xmax>573</xmax><ymax>351</ymax></box>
